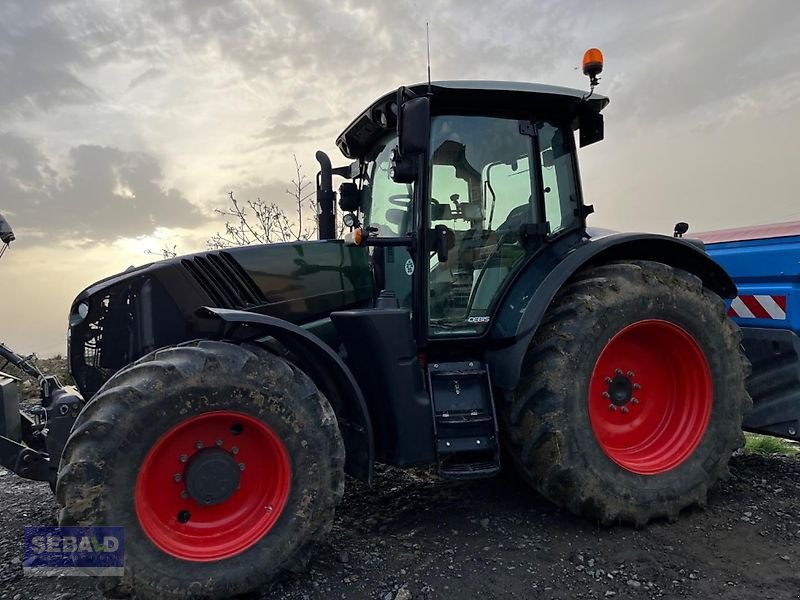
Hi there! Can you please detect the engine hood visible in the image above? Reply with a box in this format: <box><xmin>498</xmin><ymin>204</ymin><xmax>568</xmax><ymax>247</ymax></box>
<box><xmin>68</xmin><ymin>240</ymin><xmax>373</xmax><ymax>398</ymax></box>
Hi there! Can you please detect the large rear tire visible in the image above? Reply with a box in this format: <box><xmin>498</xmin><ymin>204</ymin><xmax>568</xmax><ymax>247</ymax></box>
<box><xmin>56</xmin><ymin>340</ymin><xmax>344</xmax><ymax>599</ymax></box>
<box><xmin>500</xmin><ymin>260</ymin><xmax>751</xmax><ymax>525</ymax></box>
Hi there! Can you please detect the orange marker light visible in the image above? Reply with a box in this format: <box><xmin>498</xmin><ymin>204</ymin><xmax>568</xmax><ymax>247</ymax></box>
<box><xmin>582</xmin><ymin>48</ymin><xmax>604</xmax><ymax>78</ymax></box>
<box><xmin>353</xmin><ymin>227</ymin><xmax>364</xmax><ymax>245</ymax></box>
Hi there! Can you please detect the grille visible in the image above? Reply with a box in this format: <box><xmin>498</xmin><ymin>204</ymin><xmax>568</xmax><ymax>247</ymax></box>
<box><xmin>181</xmin><ymin>252</ymin><xmax>267</xmax><ymax>309</ymax></box>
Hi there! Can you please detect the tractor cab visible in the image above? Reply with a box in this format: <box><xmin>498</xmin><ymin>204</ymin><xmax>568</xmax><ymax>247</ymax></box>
<box><xmin>314</xmin><ymin>81</ymin><xmax>609</xmax><ymax>476</ymax></box>
<box><xmin>322</xmin><ymin>81</ymin><xmax>607</xmax><ymax>344</ymax></box>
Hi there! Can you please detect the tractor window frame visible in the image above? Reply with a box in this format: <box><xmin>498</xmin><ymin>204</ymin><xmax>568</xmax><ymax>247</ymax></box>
<box><xmin>422</xmin><ymin>112</ymin><xmax>587</xmax><ymax>343</ymax></box>
<box><xmin>536</xmin><ymin>120</ymin><xmax>584</xmax><ymax>241</ymax></box>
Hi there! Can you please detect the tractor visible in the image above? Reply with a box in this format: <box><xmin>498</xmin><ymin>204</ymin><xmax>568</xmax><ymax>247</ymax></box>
<box><xmin>0</xmin><ymin>51</ymin><xmax>750</xmax><ymax>599</ymax></box>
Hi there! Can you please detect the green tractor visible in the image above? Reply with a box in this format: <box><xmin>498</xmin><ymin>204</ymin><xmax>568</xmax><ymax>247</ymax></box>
<box><xmin>1</xmin><ymin>52</ymin><xmax>749</xmax><ymax>598</ymax></box>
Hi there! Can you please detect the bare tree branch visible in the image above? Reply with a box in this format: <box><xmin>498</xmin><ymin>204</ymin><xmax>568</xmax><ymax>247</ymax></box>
<box><xmin>145</xmin><ymin>243</ymin><xmax>178</xmax><ymax>260</ymax></box>
<box><xmin>208</xmin><ymin>155</ymin><xmax>319</xmax><ymax>249</ymax></box>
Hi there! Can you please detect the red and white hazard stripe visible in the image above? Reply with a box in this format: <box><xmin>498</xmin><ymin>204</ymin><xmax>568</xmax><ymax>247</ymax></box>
<box><xmin>728</xmin><ymin>295</ymin><xmax>787</xmax><ymax>320</ymax></box>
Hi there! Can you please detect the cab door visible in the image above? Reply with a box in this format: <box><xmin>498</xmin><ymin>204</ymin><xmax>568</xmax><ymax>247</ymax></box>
<box><xmin>426</xmin><ymin>116</ymin><xmax>582</xmax><ymax>339</ymax></box>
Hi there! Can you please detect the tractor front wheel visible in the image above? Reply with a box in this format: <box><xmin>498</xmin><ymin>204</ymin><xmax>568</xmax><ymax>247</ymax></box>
<box><xmin>56</xmin><ymin>341</ymin><xmax>344</xmax><ymax>599</ymax></box>
<box><xmin>501</xmin><ymin>260</ymin><xmax>751</xmax><ymax>525</ymax></box>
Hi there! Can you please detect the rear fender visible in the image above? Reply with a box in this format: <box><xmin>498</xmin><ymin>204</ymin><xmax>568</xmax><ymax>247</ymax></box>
<box><xmin>198</xmin><ymin>307</ymin><xmax>374</xmax><ymax>484</ymax></box>
<box><xmin>487</xmin><ymin>233</ymin><xmax>737</xmax><ymax>390</ymax></box>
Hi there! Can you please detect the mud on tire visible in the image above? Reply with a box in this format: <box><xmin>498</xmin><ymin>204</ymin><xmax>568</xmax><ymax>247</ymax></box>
<box><xmin>56</xmin><ymin>340</ymin><xmax>345</xmax><ymax>599</ymax></box>
<box><xmin>500</xmin><ymin>260</ymin><xmax>751</xmax><ymax>525</ymax></box>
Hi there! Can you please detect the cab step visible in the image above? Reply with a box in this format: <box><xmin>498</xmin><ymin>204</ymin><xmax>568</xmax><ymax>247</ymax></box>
<box><xmin>428</xmin><ymin>360</ymin><xmax>500</xmax><ymax>480</ymax></box>
<box><xmin>439</xmin><ymin>461</ymin><xmax>501</xmax><ymax>480</ymax></box>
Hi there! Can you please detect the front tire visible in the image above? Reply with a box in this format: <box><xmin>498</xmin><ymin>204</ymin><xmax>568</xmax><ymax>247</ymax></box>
<box><xmin>56</xmin><ymin>340</ymin><xmax>345</xmax><ymax>599</ymax></box>
<box><xmin>500</xmin><ymin>260</ymin><xmax>750</xmax><ymax>525</ymax></box>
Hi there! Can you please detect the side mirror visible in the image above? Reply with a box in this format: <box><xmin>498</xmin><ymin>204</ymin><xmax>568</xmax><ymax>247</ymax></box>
<box><xmin>391</xmin><ymin>93</ymin><xmax>430</xmax><ymax>183</ymax></box>
<box><xmin>398</xmin><ymin>96</ymin><xmax>430</xmax><ymax>156</ymax></box>
<box><xmin>338</xmin><ymin>182</ymin><xmax>361</xmax><ymax>212</ymax></box>
<box><xmin>579</xmin><ymin>111</ymin><xmax>604</xmax><ymax>147</ymax></box>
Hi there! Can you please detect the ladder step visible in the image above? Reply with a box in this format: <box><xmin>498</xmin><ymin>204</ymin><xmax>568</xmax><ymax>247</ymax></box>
<box><xmin>440</xmin><ymin>461</ymin><xmax>501</xmax><ymax>480</ymax></box>
<box><xmin>429</xmin><ymin>369</ymin><xmax>487</xmax><ymax>378</ymax></box>
<box><xmin>435</xmin><ymin>412</ymin><xmax>493</xmax><ymax>424</ymax></box>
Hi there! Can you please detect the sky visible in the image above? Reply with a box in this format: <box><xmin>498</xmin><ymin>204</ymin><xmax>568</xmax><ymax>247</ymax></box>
<box><xmin>0</xmin><ymin>0</ymin><xmax>799</xmax><ymax>356</ymax></box>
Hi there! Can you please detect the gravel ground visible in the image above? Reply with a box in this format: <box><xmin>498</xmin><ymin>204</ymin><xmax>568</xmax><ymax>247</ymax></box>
<box><xmin>2</xmin><ymin>454</ymin><xmax>799</xmax><ymax>600</ymax></box>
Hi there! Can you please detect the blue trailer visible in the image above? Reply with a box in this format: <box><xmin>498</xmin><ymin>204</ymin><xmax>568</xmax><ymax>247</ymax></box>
<box><xmin>702</xmin><ymin>222</ymin><xmax>800</xmax><ymax>440</ymax></box>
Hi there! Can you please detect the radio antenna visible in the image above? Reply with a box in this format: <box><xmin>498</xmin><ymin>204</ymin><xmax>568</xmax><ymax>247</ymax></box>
<box><xmin>426</xmin><ymin>22</ymin><xmax>432</xmax><ymax>94</ymax></box>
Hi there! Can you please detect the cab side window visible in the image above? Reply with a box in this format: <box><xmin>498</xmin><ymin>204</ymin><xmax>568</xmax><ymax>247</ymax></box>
<box><xmin>363</xmin><ymin>136</ymin><xmax>414</xmax><ymax>236</ymax></box>
<box><xmin>538</xmin><ymin>122</ymin><xmax>579</xmax><ymax>235</ymax></box>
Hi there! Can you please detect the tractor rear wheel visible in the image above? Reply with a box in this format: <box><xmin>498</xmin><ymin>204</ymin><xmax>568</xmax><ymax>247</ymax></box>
<box><xmin>56</xmin><ymin>340</ymin><xmax>344</xmax><ymax>599</ymax></box>
<box><xmin>500</xmin><ymin>260</ymin><xmax>750</xmax><ymax>525</ymax></box>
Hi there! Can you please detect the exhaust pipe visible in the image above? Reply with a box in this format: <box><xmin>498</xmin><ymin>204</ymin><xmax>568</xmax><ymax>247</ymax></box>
<box><xmin>315</xmin><ymin>151</ymin><xmax>336</xmax><ymax>240</ymax></box>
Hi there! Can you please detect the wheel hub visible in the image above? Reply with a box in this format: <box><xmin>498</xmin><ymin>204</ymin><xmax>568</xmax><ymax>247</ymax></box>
<box><xmin>134</xmin><ymin>411</ymin><xmax>291</xmax><ymax>561</ymax></box>
<box><xmin>607</xmin><ymin>374</ymin><xmax>634</xmax><ymax>407</ymax></box>
<box><xmin>185</xmin><ymin>448</ymin><xmax>241</xmax><ymax>506</ymax></box>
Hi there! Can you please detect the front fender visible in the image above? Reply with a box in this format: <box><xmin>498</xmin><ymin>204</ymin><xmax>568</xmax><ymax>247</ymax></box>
<box><xmin>198</xmin><ymin>307</ymin><xmax>375</xmax><ymax>484</ymax></box>
<box><xmin>487</xmin><ymin>232</ymin><xmax>736</xmax><ymax>390</ymax></box>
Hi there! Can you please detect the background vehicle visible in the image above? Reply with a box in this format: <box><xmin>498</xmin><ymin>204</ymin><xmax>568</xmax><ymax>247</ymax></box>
<box><xmin>702</xmin><ymin>222</ymin><xmax>800</xmax><ymax>441</ymax></box>
<box><xmin>0</xmin><ymin>52</ymin><xmax>750</xmax><ymax>599</ymax></box>
<box><xmin>1</xmin><ymin>214</ymin><xmax>84</xmax><ymax>486</ymax></box>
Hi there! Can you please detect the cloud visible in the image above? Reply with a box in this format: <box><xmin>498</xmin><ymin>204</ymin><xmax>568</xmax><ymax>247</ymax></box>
<box><xmin>0</xmin><ymin>14</ymin><xmax>96</xmax><ymax>113</ymax></box>
<box><xmin>128</xmin><ymin>67</ymin><xmax>166</xmax><ymax>89</ymax></box>
<box><xmin>565</xmin><ymin>1</ymin><xmax>800</xmax><ymax>126</ymax></box>
<box><xmin>255</xmin><ymin>117</ymin><xmax>333</xmax><ymax>146</ymax></box>
<box><xmin>0</xmin><ymin>133</ymin><xmax>206</xmax><ymax>243</ymax></box>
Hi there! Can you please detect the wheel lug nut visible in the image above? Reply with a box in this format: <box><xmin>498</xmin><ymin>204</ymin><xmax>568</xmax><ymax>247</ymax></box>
<box><xmin>195</xmin><ymin>441</ymin><xmax>203</xmax><ymax>449</ymax></box>
<box><xmin>605</xmin><ymin>377</ymin><xmax>612</xmax><ymax>384</ymax></box>
<box><xmin>179</xmin><ymin>454</ymin><xmax>188</xmax><ymax>463</ymax></box>
<box><xmin>615</xmin><ymin>368</ymin><xmax>622</xmax><ymax>375</ymax></box>
<box><xmin>633</xmin><ymin>383</ymin><xmax>641</xmax><ymax>390</ymax></box>
<box><xmin>231</xmin><ymin>447</ymin><xmax>239</xmax><ymax>455</ymax></box>
<box><xmin>215</xmin><ymin>439</ymin><xmax>223</xmax><ymax>447</ymax></box>
<box><xmin>180</xmin><ymin>490</ymin><xmax>188</xmax><ymax>499</ymax></box>
<box><xmin>602</xmin><ymin>392</ymin><xmax>610</xmax><ymax>399</ymax></box>
<box><xmin>621</xmin><ymin>406</ymin><xmax>629</xmax><ymax>414</ymax></box>
<box><xmin>627</xmin><ymin>371</ymin><xmax>635</xmax><ymax>378</ymax></box>
<box><xmin>631</xmin><ymin>397</ymin><xmax>639</xmax><ymax>405</ymax></box>
<box><xmin>239</xmin><ymin>463</ymin><xmax>246</xmax><ymax>471</ymax></box>
<box><xmin>608</xmin><ymin>404</ymin><xmax>616</xmax><ymax>412</ymax></box>
<box><xmin>173</xmin><ymin>473</ymin><xmax>182</xmax><ymax>482</ymax></box>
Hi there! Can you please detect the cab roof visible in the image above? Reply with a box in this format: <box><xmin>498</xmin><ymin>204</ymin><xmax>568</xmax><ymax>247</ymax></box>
<box><xmin>336</xmin><ymin>80</ymin><xmax>609</xmax><ymax>159</ymax></box>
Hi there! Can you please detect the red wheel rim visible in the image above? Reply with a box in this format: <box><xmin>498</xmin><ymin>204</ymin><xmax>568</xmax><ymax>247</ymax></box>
<box><xmin>134</xmin><ymin>411</ymin><xmax>291</xmax><ymax>561</ymax></box>
<box><xmin>588</xmin><ymin>319</ymin><xmax>712</xmax><ymax>475</ymax></box>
